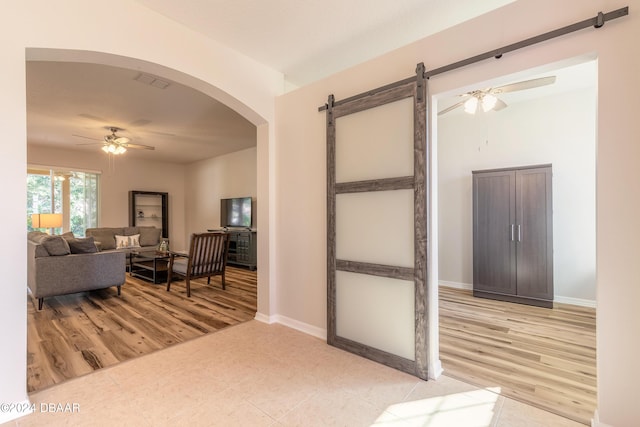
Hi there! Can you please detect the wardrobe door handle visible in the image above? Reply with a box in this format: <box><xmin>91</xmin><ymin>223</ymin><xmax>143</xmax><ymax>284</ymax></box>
<box><xmin>510</xmin><ymin>224</ymin><xmax>514</xmax><ymax>241</ymax></box>
<box><xmin>517</xmin><ymin>224</ymin><xmax>521</xmax><ymax>242</ymax></box>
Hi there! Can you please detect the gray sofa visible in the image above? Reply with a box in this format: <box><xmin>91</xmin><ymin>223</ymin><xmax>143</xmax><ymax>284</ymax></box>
<box><xmin>85</xmin><ymin>226</ymin><xmax>162</xmax><ymax>252</ymax></box>
<box><xmin>27</xmin><ymin>231</ymin><xmax>126</xmax><ymax>310</ymax></box>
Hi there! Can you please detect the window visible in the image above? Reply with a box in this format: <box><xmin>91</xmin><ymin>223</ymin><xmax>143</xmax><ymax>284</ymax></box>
<box><xmin>27</xmin><ymin>167</ymin><xmax>99</xmax><ymax>236</ymax></box>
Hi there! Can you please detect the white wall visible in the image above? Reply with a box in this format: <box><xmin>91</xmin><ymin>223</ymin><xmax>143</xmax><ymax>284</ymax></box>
<box><xmin>438</xmin><ymin>87</ymin><xmax>596</xmax><ymax>303</ymax></box>
<box><xmin>275</xmin><ymin>87</ymin><xmax>327</xmax><ymax>331</ymax></box>
<box><xmin>274</xmin><ymin>1</ymin><xmax>640</xmax><ymax>425</ymax></box>
<box><xmin>27</xmin><ymin>145</ymin><xmax>189</xmax><ymax>249</ymax></box>
<box><xmin>185</xmin><ymin>147</ymin><xmax>257</xmax><ymax>242</ymax></box>
<box><xmin>1</xmin><ymin>0</ymin><xmax>281</xmax><ymax>423</ymax></box>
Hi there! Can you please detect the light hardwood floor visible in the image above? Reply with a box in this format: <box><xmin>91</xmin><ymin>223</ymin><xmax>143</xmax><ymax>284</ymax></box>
<box><xmin>27</xmin><ymin>266</ymin><xmax>257</xmax><ymax>393</ymax></box>
<box><xmin>439</xmin><ymin>286</ymin><xmax>597</xmax><ymax>425</ymax></box>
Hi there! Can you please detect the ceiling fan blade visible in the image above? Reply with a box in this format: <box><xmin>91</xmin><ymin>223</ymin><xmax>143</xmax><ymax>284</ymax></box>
<box><xmin>74</xmin><ymin>126</ymin><xmax>155</xmax><ymax>152</ymax></box>
<box><xmin>438</xmin><ymin>100</ymin><xmax>466</xmax><ymax>116</ymax></box>
<box><xmin>493</xmin><ymin>98</ymin><xmax>508</xmax><ymax>111</ymax></box>
<box><xmin>77</xmin><ymin>113</ymin><xmax>108</xmax><ymax>123</ymax></box>
<box><xmin>72</xmin><ymin>134</ymin><xmax>101</xmax><ymax>141</ymax></box>
<box><xmin>145</xmin><ymin>130</ymin><xmax>177</xmax><ymax>137</ymax></box>
<box><xmin>128</xmin><ymin>119</ymin><xmax>152</xmax><ymax>127</ymax></box>
<box><xmin>492</xmin><ymin>76</ymin><xmax>556</xmax><ymax>94</ymax></box>
<box><xmin>125</xmin><ymin>143</ymin><xmax>155</xmax><ymax>151</ymax></box>
<box><xmin>114</xmin><ymin>136</ymin><xmax>131</xmax><ymax>144</ymax></box>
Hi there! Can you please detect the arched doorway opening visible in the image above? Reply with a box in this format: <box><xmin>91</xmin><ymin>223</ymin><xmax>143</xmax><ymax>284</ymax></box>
<box><xmin>25</xmin><ymin>47</ymin><xmax>272</xmax><ymax>391</ymax></box>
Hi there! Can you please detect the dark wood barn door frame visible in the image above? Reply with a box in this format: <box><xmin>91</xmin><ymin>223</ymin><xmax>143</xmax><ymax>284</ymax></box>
<box><xmin>324</xmin><ymin>64</ymin><xmax>429</xmax><ymax>379</ymax></box>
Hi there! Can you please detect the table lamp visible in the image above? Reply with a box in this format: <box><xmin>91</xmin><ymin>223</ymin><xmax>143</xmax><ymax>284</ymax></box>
<box><xmin>31</xmin><ymin>213</ymin><xmax>63</xmax><ymax>234</ymax></box>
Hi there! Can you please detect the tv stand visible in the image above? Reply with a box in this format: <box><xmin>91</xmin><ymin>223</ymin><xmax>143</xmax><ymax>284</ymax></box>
<box><xmin>209</xmin><ymin>228</ymin><xmax>256</xmax><ymax>270</ymax></box>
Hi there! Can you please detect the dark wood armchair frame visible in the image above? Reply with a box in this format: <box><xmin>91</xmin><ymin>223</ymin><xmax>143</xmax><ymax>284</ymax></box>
<box><xmin>166</xmin><ymin>232</ymin><xmax>230</xmax><ymax>297</ymax></box>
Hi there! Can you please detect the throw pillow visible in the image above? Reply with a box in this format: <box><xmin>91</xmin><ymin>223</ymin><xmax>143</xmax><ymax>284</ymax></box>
<box><xmin>86</xmin><ymin>228</ymin><xmax>123</xmax><ymax>250</ymax></box>
<box><xmin>115</xmin><ymin>234</ymin><xmax>141</xmax><ymax>249</ymax></box>
<box><xmin>61</xmin><ymin>231</ymin><xmax>75</xmax><ymax>240</ymax></box>
<box><xmin>67</xmin><ymin>237</ymin><xmax>98</xmax><ymax>254</ymax></box>
<box><xmin>27</xmin><ymin>231</ymin><xmax>48</xmax><ymax>243</ymax></box>
<box><xmin>41</xmin><ymin>235</ymin><xmax>71</xmax><ymax>256</ymax></box>
<box><xmin>130</xmin><ymin>234</ymin><xmax>141</xmax><ymax>248</ymax></box>
<box><xmin>139</xmin><ymin>227</ymin><xmax>161</xmax><ymax>247</ymax></box>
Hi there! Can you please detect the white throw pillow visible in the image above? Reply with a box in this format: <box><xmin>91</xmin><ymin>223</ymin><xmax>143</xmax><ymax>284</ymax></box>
<box><xmin>115</xmin><ymin>234</ymin><xmax>141</xmax><ymax>249</ymax></box>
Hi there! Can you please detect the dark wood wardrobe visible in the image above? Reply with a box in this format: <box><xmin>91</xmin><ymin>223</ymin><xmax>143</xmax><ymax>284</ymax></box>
<box><xmin>472</xmin><ymin>165</ymin><xmax>553</xmax><ymax>308</ymax></box>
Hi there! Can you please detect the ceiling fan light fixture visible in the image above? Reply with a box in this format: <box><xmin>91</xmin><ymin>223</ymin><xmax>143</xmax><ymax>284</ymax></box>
<box><xmin>102</xmin><ymin>142</ymin><xmax>126</xmax><ymax>155</ymax></box>
<box><xmin>99</xmin><ymin>128</ymin><xmax>129</xmax><ymax>155</ymax></box>
<box><xmin>464</xmin><ymin>96</ymin><xmax>478</xmax><ymax>114</ymax></box>
<box><xmin>75</xmin><ymin>126</ymin><xmax>153</xmax><ymax>155</ymax></box>
<box><xmin>482</xmin><ymin>93</ymin><xmax>498</xmax><ymax>112</ymax></box>
<box><xmin>440</xmin><ymin>75</ymin><xmax>556</xmax><ymax>116</ymax></box>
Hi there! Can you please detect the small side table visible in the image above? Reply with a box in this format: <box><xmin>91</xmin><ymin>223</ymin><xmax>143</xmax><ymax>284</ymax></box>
<box><xmin>129</xmin><ymin>249</ymin><xmax>171</xmax><ymax>284</ymax></box>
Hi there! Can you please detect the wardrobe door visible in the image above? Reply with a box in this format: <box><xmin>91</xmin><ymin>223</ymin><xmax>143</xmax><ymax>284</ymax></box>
<box><xmin>473</xmin><ymin>170</ymin><xmax>517</xmax><ymax>296</ymax></box>
<box><xmin>515</xmin><ymin>167</ymin><xmax>553</xmax><ymax>301</ymax></box>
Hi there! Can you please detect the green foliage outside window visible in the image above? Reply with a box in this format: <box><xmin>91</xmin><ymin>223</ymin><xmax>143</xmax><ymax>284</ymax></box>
<box><xmin>27</xmin><ymin>169</ymin><xmax>99</xmax><ymax>236</ymax></box>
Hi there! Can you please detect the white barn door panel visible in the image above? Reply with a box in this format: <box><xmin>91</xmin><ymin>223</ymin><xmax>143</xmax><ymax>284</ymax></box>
<box><xmin>325</xmin><ymin>64</ymin><xmax>428</xmax><ymax>379</ymax></box>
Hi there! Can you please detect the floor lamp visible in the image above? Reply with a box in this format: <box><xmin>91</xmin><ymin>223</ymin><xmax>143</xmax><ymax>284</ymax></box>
<box><xmin>31</xmin><ymin>213</ymin><xmax>63</xmax><ymax>235</ymax></box>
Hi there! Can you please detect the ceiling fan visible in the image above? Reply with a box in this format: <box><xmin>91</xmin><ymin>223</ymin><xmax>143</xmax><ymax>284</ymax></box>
<box><xmin>74</xmin><ymin>126</ymin><xmax>155</xmax><ymax>155</ymax></box>
<box><xmin>438</xmin><ymin>76</ymin><xmax>556</xmax><ymax>116</ymax></box>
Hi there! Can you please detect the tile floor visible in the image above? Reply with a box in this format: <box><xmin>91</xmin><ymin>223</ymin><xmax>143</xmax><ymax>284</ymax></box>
<box><xmin>5</xmin><ymin>321</ymin><xmax>584</xmax><ymax>426</ymax></box>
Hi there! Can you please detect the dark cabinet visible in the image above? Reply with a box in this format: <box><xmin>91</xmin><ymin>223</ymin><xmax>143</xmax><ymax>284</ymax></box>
<box><xmin>472</xmin><ymin>165</ymin><xmax>553</xmax><ymax>307</ymax></box>
<box><xmin>226</xmin><ymin>230</ymin><xmax>257</xmax><ymax>270</ymax></box>
<box><xmin>129</xmin><ymin>191</ymin><xmax>169</xmax><ymax>238</ymax></box>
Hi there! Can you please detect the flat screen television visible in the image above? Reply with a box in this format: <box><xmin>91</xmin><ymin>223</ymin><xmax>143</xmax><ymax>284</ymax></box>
<box><xmin>220</xmin><ymin>197</ymin><xmax>252</xmax><ymax>228</ymax></box>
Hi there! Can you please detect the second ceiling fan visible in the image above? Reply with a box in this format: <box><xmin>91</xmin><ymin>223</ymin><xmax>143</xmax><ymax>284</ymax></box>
<box><xmin>438</xmin><ymin>76</ymin><xmax>556</xmax><ymax>116</ymax></box>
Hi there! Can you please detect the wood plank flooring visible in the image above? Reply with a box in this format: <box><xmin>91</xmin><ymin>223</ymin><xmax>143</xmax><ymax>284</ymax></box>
<box><xmin>27</xmin><ymin>266</ymin><xmax>257</xmax><ymax>393</ymax></box>
<box><xmin>439</xmin><ymin>286</ymin><xmax>596</xmax><ymax>425</ymax></box>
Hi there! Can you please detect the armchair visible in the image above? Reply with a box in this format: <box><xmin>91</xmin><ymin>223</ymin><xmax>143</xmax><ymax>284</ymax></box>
<box><xmin>166</xmin><ymin>232</ymin><xmax>230</xmax><ymax>297</ymax></box>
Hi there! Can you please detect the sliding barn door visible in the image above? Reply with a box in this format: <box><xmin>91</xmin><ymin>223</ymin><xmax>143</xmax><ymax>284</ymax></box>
<box><xmin>326</xmin><ymin>65</ymin><xmax>428</xmax><ymax>379</ymax></box>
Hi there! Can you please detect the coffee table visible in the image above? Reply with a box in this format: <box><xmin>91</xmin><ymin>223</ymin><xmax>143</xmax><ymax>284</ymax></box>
<box><xmin>129</xmin><ymin>249</ymin><xmax>171</xmax><ymax>284</ymax></box>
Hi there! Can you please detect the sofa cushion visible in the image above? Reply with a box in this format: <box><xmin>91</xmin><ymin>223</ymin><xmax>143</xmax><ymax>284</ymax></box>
<box><xmin>41</xmin><ymin>235</ymin><xmax>71</xmax><ymax>256</ymax></box>
<box><xmin>115</xmin><ymin>234</ymin><xmax>141</xmax><ymax>249</ymax></box>
<box><xmin>123</xmin><ymin>227</ymin><xmax>139</xmax><ymax>236</ymax></box>
<box><xmin>139</xmin><ymin>227</ymin><xmax>161</xmax><ymax>247</ymax></box>
<box><xmin>33</xmin><ymin>244</ymin><xmax>50</xmax><ymax>258</ymax></box>
<box><xmin>86</xmin><ymin>227</ymin><xmax>123</xmax><ymax>250</ymax></box>
<box><xmin>172</xmin><ymin>257</ymin><xmax>189</xmax><ymax>275</ymax></box>
<box><xmin>67</xmin><ymin>236</ymin><xmax>98</xmax><ymax>254</ymax></box>
<box><xmin>28</xmin><ymin>231</ymin><xmax>48</xmax><ymax>244</ymax></box>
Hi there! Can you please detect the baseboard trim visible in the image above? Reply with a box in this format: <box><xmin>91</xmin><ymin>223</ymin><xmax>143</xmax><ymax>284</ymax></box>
<box><xmin>591</xmin><ymin>409</ymin><xmax>612</xmax><ymax>427</ymax></box>
<box><xmin>254</xmin><ymin>312</ymin><xmax>327</xmax><ymax>340</ymax></box>
<box><xmin>439</xmin><ymin>281</ymin><xmax>472</xmax><ymax>290</ymax></box>
<box><xmin>429</xmin><ymin>359</ymin><xmax>444</xmax><ymax>380</ymax></box>
<box><xmin>555</xmin><ymin>296</ymin><xmax>596</xmax><ymax>308</ymax></box>
<box><xmin>0</xmin><ymin>399</ymin><xmax>33</xmax><ymax>424</ymax></box>
<box><xmin>253</xmin><ymin>312</ymin><xmax>272</xmax><ymax>324</ymax></box>
<box><xmin>438</xmin><ymin>282</ymin><xmax>596</xmax><ymax>308</ymax></box>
